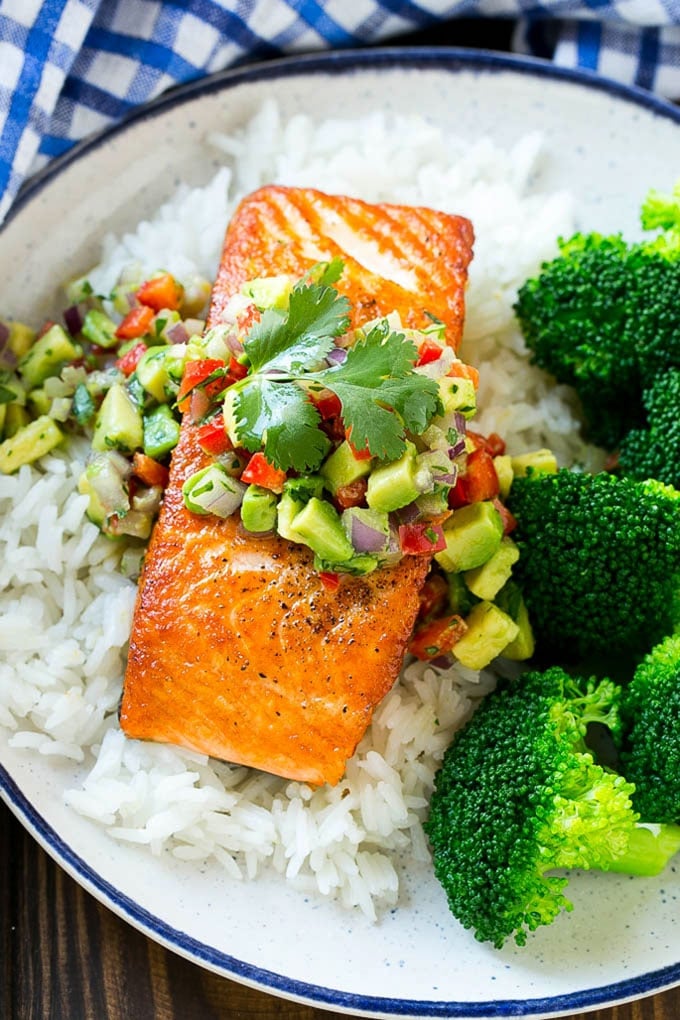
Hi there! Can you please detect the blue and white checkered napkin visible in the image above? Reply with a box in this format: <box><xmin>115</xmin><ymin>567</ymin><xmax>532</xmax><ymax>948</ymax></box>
<box><xmin>1</xmin><ymin>0</ymin><xmax>679</xmax><ymax>224</ymax></box>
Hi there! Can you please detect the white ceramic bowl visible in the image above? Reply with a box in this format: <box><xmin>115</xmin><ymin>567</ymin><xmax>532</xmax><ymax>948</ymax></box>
<box><xmin>1</xmin><ymin>48</ymin><xmax>679</xmax><ymax>1020</ymax></box>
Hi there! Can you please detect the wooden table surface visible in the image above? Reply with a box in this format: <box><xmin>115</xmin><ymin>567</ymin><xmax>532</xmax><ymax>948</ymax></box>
<box><xmin>1</xmin><ymin>799</ymin><xmax>678</xmax><ymax>1020</ymax></box>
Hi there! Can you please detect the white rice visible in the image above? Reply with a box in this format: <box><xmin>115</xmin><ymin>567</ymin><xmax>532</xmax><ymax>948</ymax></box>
<box><xmin>0</xmin><ymin>101</ymin><xmax>599</xmax><ymax>918</ymax></box>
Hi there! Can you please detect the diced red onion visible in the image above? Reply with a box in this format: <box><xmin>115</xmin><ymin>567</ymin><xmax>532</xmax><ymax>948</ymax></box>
<box><xmin>0</xmin><ymin>321</ymin><xmax>10</xmax><ymax>346</ymax></box>
<box><xmin>226</xmin><ymin>332</ymin><xmax>244</xmax><ymax>355</ymax></box>
<box><xmin>166</xmin><ymin>321</ymin><xmax>190</xmax><ymax>345</ymax></box>
<box><xmin>326</xmin><ymin>347</ymin><xmax>347</xmax><ymax>366</ymax></box>
<box><xmin>448</xmin><ymin>438</ymin><xmax>466</xmax><ymax>459</ymax></box>
<box><xmin>434</xmin><ymin>469</ymin><xmax>460</xmax><ymax>485</ymax></box>
<box><xmin>454</xmin><ymin>412</ymin><xmax>466</xmax><ymax>433</ymax></box>
<box><xmin>63</xmin><ymin>303</ymin><xmax>85</xmax><ymax>335</ymax></box>
<box><xmin>430</xmin><ymin>654</ymin><xmax>454</xmax><ymax>669</ymax></box>
<box><xmin>390</xmin><ymin>502</ymin><xmax>420</xmax><ymax>526</ymax></box>
<box><xmin>350</xmin><ymin>516</ymin><xmax>388</xmax><ymax>553</ymax></box>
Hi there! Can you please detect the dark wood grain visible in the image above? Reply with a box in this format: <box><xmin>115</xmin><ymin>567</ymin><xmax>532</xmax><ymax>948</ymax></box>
<box><xmin>1</xmin><ymin>802</ymin><xmax>679</xmax><ymax>1020</ymax></box>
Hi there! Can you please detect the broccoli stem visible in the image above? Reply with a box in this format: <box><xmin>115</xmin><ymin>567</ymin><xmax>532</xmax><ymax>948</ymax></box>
<box><xmin>606</xmin><ymin>823</ymin><xmax>680</xmax><ymax>877</ymax></box>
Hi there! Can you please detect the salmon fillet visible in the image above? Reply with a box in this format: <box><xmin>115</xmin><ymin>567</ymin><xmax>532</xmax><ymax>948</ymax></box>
<box><xmin>120</xmin><ymin>186</ymin><xmax>474</xmax><ymax>786</ymax></box>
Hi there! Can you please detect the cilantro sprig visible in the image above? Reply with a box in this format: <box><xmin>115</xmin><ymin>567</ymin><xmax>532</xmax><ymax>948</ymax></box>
<box><xmin>225</xmin><ymin>262</ymin><xmax>442</xmax><ymax>472</ymax></box>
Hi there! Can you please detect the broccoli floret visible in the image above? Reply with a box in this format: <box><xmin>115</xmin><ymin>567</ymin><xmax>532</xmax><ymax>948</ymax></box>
<box><xmin>514</xmin><ymin>200</ymin><xmax>680</xmax><ymax>449</ymax></box>
<box><xmin>506</xmin><ymin>469</ymin><xmax>680</xmax><ymax>665</ymax></box>
<box><xmin>617</xmin><ymin>367</ymin><xmax>680</xmax><ymax>488</ymax></box>
<box><xmin>640</xmin><ymin>180</ymin><xmax>680</xmax><ymax>237</ymax></box>
<box><xmin>425</xmin><ymin>667</ymin><xmax>680</xmax><ymax>948</ymax></box>
<box><xmin>619</xmin><ymin>632</ymin><xmax>680</xmax><ymax>823</ymax></box>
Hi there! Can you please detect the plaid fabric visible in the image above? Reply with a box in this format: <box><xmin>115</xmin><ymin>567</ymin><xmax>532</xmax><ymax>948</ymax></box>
<box><xmin>1</xmin><ymin>0</ymin><xmax>679</xmax><ymax>224</ymax></box>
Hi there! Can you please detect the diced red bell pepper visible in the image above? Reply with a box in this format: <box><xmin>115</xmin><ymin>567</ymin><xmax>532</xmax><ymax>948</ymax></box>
<box><xmin>311</xmin><ymin>390</ymin><xmax>342</xmax><ymax>421</ymax></box>
<box><xmin>240</xmin><ymin>451</ymin><xmax>287</xmax><ymax>492</ymax></box>
<box><xmin>319</xmin><ymin>571</ymin><xmax>340</xmax><ymax>592</ymax></box>
<box><xmin>334</xmin><ymin>478</ymin><xmax>368</xmax><ymax>511</ymax></box>
<box><xmin>131</xmin><ymin>451</ymin><xmax>170</xmax><ymax>489</ymax></box>
<box><xmin>467</xmin><ymin>430</ymin><xmax>506</xmax><ymax>457</ymax></box>
<box><xmin>136</xmin><ymin>272</ymin><xmax>184</xmax><ymax>312</ymax></box>
<box><xmin>196</xmin><ymin>414</ymin><xmax>233</xmax><ymax>457</ymax></box>
<box><xmin>345</xmin><ymin>427</ymin><xmax>373</xmax><ymax>461</ymax></box>
<box><xmin>409</xmin><ymin>613</ymin><xmax>468</xmax><ymax>660</ymax></box>
<box><xmin>177</xmin><ymin>358</ymin><xmax>226</xmax><ymax>412</ymax></box>
<box><xmin>417</xmin><ymin>572</ymin><xmax>449</xmax><ymax>622</ymax></box>
<box><xmin>398</xmin><ymin>521</ymin><xmax>447</xmax><ymax>556</ymax></box>
<box><xmin>448</xmin><ymin>447</ymin><xmax>500</xmax><ymax>508</ymax></box>
<box><xmin>416</xmin><ymin>337</ymin><xmax>444</xmax><ymax>366</ymax></box>
<box><xmin>228</xmin><ymin>355</ymin><xmax>249</xmax><ymax>380</ymax></box>
<box><xmin>115</xmin><ymin>305</ymin><xmax>155</xmax><ymax>340</ymax></box>
<box><xmin>115</xmin><ymin>341</ymin><xmax>148</xmax><ymax>377</ymax></box>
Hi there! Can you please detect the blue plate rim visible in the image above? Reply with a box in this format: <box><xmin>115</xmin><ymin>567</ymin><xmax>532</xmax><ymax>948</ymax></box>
<box><xmin>2</xmin><ymin>45</ymin><xmax>680</xmax><ymax>1017</ymax></box>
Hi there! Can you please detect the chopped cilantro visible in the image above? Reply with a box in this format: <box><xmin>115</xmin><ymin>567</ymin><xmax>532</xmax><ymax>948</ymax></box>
<box><xmin>227</xmin><ymin>264</ymin><xmax>441</xmax><ymax>472</ymax></box>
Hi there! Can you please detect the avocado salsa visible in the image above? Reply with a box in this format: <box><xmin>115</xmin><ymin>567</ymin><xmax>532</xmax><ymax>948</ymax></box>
<box><xmin>0</xmin><ymin>260</ymin><xmax>548</xmax><ymax>670</ymax></box>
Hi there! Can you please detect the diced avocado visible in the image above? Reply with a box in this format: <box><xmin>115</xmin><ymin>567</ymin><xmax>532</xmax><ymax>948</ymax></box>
<box><xmin>241</xmin><ymin>274</ymin><xmax>292</xmax><ymax>311</ymax></box>
<box><xmin>0</xmin><ymin>372</ymin><xmax>26</xmax><ymax>407</ymax></box>
<box><xmin>7</xmin><ymin>321</ymin><xmax>36</xmax><ymax>360</ymax></box>
<box><xmin>341</xmin><ymin>506</ymin><xmax>390</xmax><ymax>552</ymax></box>
<box><xmin>27</xmin><ymin>387</ymin><xmax>51</xmax><ymax>416</ymax></box>
<box><xmin>511</xmin><ymin>448</ymin><xmax>558</xmax><ymax>478</ymax></box>
<box><xmin>464</xmin><ymin>536</ymin><xmax>520</xmax><ymax>601</ymax></box>
<box><xmin>77</xmin><ymin>453</ymin><xmax>129</xmax><ymax>527</ymax></box>
<box><xmin>180</xmin><ymin>273</ymin><xmax>212</xmax><ymax>318</ymax></box>
<box><xmin>453</xmin><ymin>601</ymin><xmax>519</xmax><ymax>670</ymax></box>
<box><xmin>92</xmin><ymin>383</ymin><xmax>143</xmax><ymax>453</ymax></box>
<box><xmin>289</xmin><ymin>496</ymin><xmax>355</xmax><ymax>562</ymax></box>
<box><xmin>437</xmin><ymin>375</ymin><xmax>476</xmax><ymax>419</ymax></box>
<box><xmin>493</xmin><ymin>454</ymin><xmax>514</xmax><ymax>499</ymax></box>
<box><xmin>276</xmin><ymin>476</ymin><xmax>324</xmax><ymax>540</ymax></box>
<box><xmin>366</xmin><ymin>442</ymin><xmax>420</xmax><ymax>512</ymax></box>
<box><xmin>81</xmin><ymin>309</ymin><xmax>118</xmax><ymax>348</ymax></box>
<box><xmin>447</xmin><ymin>572</ymin><xmax>476</xmax><ymax>616</ymax></box>
<box><xmin>502</xmin><ymin>598</ymin><xmax>535</xmax><ymax>661</ymax></box>
<box><xmin>3</xmin><ymin>402</ymin><xmax>31</xmax><ymax>439</ymax></box>
<box><xmin>142</xmin><ymin>404</ymin><xmax>180</xmax><ymax>460</ymax></box>
<box><xmin>135</xmin><ymin>346</ymin><xmax>185</xmax><ymax>403</ymax></box>
<box><xmin>434</xmin><ymin>501</ymin><xmax>504</xmax><ymax>573</ymax></box>
<box><xmin>64</xmin><ymin>273</ymin><xmax>98</xmax><ymax>306</ymax></box>
<box><xmin>494</xmin><ymin>581</ymin><xmax>535</xmax><ymax>661</ymax></box>
<box><xmin>18</xmin><ymin>324</ymin><xmax>80</xmax><ymax>389</ymax></box>
<box><xmin>0</xmin><ymin>404</ymin><xmax>6</xmax><ymax>437</ymax></box>
<box><xmin>321</xmin><ymin>439</ymin><xmax>373</xmax><ymax>496</ymax></box>
<box><xmin>241</xmin><ymin>484</ymin><xmax>278</xmax><ymax>533</ymax></box>
<box><xmin>313</xmin><ymin>553</ymin><xmax>378</xmax><ymax>576</ymax></box>
<box><xmin>0</xmin><ymin>415</ymin><xmax>64</xmax><ymax>473</ymax></box>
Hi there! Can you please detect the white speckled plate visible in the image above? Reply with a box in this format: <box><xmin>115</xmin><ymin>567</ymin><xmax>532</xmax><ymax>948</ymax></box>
<box><xmin>1</xmin><ymin>49</ymin><xmax>679</xmax><ymax>1019</ymax></box>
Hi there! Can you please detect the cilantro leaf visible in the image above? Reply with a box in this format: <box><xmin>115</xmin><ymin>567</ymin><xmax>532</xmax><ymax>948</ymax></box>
<box><xmin>243</xmin><ymin>276</ymin><xmax>350</xmax><ymax>375</ymax></box>
<box><xmin>313</xmin><ymin>324</ymin><xmax>441</xmax><ymax>460</ymax></box>
<box><xmin>230</xmin><ymin>376</ymin><xmax>330</xmax><ymax>472</ymax></box>
<box><xmin>302</xmin><ymin>257</ymin><xmax>345</xmax><ymax>287</ymax></box>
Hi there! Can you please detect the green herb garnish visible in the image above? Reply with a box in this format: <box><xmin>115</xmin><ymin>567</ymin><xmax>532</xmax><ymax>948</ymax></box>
<box><xmin>226</xmin><ymin>263</ymin><xmax>441</xmax><ymax>472</ymax></box>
